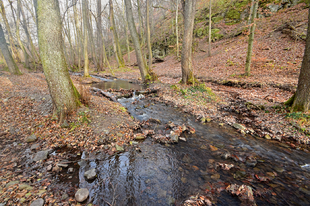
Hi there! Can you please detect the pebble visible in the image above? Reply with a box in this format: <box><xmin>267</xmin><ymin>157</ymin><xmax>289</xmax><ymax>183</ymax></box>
<box><xmin>75</xmin><ymin>188</ymin><xmax>89</xmax><ymax>202</ymax></box>
<box><xmin>30</xmin><ymin>198</ymin><xmax>44</xmax><ymax>206</ymax></box>
<box><xmin>84</xmin><ymin>168</ymin><xmax>97</xmax><ymax>180</ymax></box>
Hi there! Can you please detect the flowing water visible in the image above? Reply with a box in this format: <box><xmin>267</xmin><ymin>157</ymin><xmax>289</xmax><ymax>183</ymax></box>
<box><xmin>72</xmin><ymin>79</ymin><xmax>310</xmax><ymax>205</ymax></box>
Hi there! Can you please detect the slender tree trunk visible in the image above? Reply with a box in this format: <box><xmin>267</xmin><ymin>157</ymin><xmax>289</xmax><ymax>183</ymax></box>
<box><xmin>20</xmin><ymin>2</ymin><xmax>40</xmax><ymax>63</ymax></box>
<box><xmin>73</xmin><ymin>5</ymin><xmax>82</xmax><ymax>71</ymax></box>
<box><xmin>36</xmin><ymin>0</ymin><xmax>80</xmax><ymax>121</ymax></box>
<box><xmin>176</xmin><ymin>0</ymin><xmax>180</xmax><ymax>58</ymax></box>
<box><xmin>125</xmin><ymin>0</ymin><xmax>148</xmax><ymax>81</ymax></box>
<box><xmin>82</xmin><ymin>0</ymin><xmax>90</xmax><ymax>77</ymax></box>
<box><xmin>137</xmin><ymin>0</ymin><xmax>144</xmax><ymax>46</ymax></box>
<box><xmin>146</xmin><ymin>0</ymin><xmax>152</xmax><ymax>68</ymax></box>
<box><xmin>0</xmin><ymin>24</ymin><xmax>21</xmax><ymax>75</ymax></box>
<box><xmin>120</xmin><ymin>1</ymin><xmax>130</xmax><ymax>63</ymax></box>
<box><xmin>181</xmin><ymin>0</ymin><xmax>196</xmax><ymax>84</ymax></box>
<box><xmin>245</xmin><ymin>1</ymin><xmax>258</xmax><ymax>76</ymax></box>
<box><xmin>109</xmin><ymin>0</ymin><xmax>124</xmax><ymax>67</ymax></box>
<box><xmin>97</xmin><ymin>0</ymin><xmax>103</xmax><ymax>70</ymax></box>
<box><xmin>0</xmin><ymin>1</ymin><xmax>20</xmax><ymax>61</ymax></box>
<box><xmin>291</xmin><ymin>8</ymin><xmax>310</xmax><ymax>111</ymax></box>
<box><xmin>16</xmin><ymin>0</ymin><xmax>30</xmax><ymax>69</ymax></box>
<box><xmin>208</xmin><ymin>0</ymin><xmax>212</xmax><ymax>57</ymax></box>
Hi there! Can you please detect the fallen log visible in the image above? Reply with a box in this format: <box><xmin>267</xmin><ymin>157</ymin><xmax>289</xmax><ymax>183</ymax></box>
<box><xmin>92</xmin><ymin>87</ymin><xmax>118</xmax><ymax>102</ymax></box>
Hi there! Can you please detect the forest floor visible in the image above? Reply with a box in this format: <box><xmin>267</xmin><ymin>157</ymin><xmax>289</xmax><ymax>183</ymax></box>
<box><xmin>0</xmin><ymin>3</ymin><xmax>309</xmax><ymax>206</ymax></box>
<box><xmin>100</xmin><ymin>4</ymin><xmax>310</xmax><ymax>150</ymax></box>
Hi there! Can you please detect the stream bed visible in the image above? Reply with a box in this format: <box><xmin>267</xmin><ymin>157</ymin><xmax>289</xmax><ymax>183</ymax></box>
<box><xmin>70</xmin><ymin>78</ymin><xmax>310</xmax><ymax>205</ymax></box>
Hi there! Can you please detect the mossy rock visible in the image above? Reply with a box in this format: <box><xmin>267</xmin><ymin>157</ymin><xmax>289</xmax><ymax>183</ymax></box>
<box><xmin>225</xmin><ymin>0</ymin><xmax>251</xmax><ymax>24</ymax></box>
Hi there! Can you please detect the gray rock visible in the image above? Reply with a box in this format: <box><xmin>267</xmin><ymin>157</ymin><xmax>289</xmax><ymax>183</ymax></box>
<box><xmin>30</xmin><ymin>198</ymin><xmax>44</xmax><ymax>206</ymax></box>
<box><xmin>57</xmin><ymin>163</ymin><xmax>68</xmax><ymax>168</ymax></box>
<box><xmin>115</xmin><ymin>144</ymin><xmax>124</xmax><ymax>152</ymax></box>
<box><xmin>84</xmin><ymin>168</ymin><xmax>97</xmax><ymax>180</ymax></box>
<box><xmin>61</xmin><ymin>193</ymin><xmax>69</xmax><ymax>200</ymax></box>
<box><xmin>31</xmin><ymin>143</ymin><xmax>40</xmax><ymax>150</ymax></box>
<box><xmin>26</xmin><ymin>134</ymin><xmax>38</xmax><ymax>143</ymax></box>
<box><xmin>0</xmin><ymin>203</ymin><xmax>5</xmax><ymax>206</ymax></box>
<box><xmin>268</xmin><ymin>4</ymin><xmax>282</xmax><ymax>12</ymax></box>
<box><xmin>170</xmin><ymin>131</ymin><xmax>178</xmax><ymax>143</ymax></box>
<box><xmin>19</xmin><ymin>183</ymin><xmax>33</xmax><ymax>190</ymax></box>
<box><xmin>232</xmin><ymin>123</ymin><xmax>246</xmax><ymax>131</ymax></box>
<box><xmin>68</xmin><ymin>167</ymin><xmax>74</xmax><ymax>173</ymax></box>
<box><xmin>33</xmin><ymin>150</ymin><xmax>49</xmax><ymax>161</ymax></box>
<box><xmin>75</xmin><ymin>188</ymin><xmax>89</xmax><ymax>202</ymax></box>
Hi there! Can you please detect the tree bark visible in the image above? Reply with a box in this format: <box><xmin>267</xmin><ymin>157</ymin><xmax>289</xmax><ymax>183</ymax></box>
<box><xmin>36</xmin><ymin>0</ymin><xmax>80</xmax><ymax>120</ymax></box>
<box><xmin>125</xmin><ymin>0</ymin><xmax>148</xmax><ymax>81</ymax></box>
<box><xmin>82</xmin><ymin>0</ymin><xmax>90</xmax><ymax>77</ymax></box>
<box><xmin>181</xmin><ymin>0</ymin><xmax>196</xmax><ymax>84</ymax></box>
<box><xmin>73</xmin><ymin>4</ymin><xmax>82</xmax><ymax>71</ymax></box>
<box><xmin>96</xmin><ymin>0</ymin><xmax>103</xmax><ymax>70</ymax></box>
<box><xmin>16</xmin><ymin>0</ymin><xmax>30</xmax><ymax>69</ymax></box>
<box><xmin>176</xmin><ymin>0</ymin><xmax>180</xmax><ymax>58</ymax></box>
<box><xmin>109</xmin><ymin>0</ymin><xmax>124</xmax><ymax>67</ymax></box>
<box><xmin>208</xmin><ymin>0</ymin><xmax>212</xmax><ymax>57</ymax></box>
<box><xmin>0</xmin><ymin>24</ymin><xmax>21</xmax><ymax>75</ymax></box>
<box><xmin>291</xmin><ymin>8</ymin><xmax>310</xmax><ymax>111</ymax></box>
<box><xmin>146</xmin><ymin>0</ymin><xmax>152</xmax><ymax>68</ymax></box>
<box><xmin>245</xmin><ymin>1</ymin><xmax>258</xmax><ymax>76</ymax></box>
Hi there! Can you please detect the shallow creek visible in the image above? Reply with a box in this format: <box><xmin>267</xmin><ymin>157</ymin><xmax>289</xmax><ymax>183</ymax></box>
<box><xmin>70</xmin><ymin>78</ymin><xmax>310</xmax><ymax>205</ymax></box>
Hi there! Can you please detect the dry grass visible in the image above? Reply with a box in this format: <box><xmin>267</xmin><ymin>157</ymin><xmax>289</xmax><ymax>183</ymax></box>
<box><xmin>76</xmin><ymin>83</ymin><xmax>91</xmax><ymax>106</ymax></box>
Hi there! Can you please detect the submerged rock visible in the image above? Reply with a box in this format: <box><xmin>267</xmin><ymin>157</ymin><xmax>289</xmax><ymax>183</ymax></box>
<box><xmin>84</xmin><ymin>168</ymin><xmax>97</xmax><ymax>181</ymax></box>
<box><xmin>75</xmin><ymin>188</ymin><xmax>89</xmax><ymax>202</ymax></box>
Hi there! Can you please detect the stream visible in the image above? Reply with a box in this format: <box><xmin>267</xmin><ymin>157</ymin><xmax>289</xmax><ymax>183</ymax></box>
<box><xmin>68</xmin><ymin>77</ymin><xmax>310</xmax><ymax>205</ymax></box>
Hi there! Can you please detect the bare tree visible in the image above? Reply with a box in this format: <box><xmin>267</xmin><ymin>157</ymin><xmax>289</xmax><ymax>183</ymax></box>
<box><xmin>289</xmin><ymin>8</ymin><xmax>310</xmax><ymax>111</ymax></box>
<box><xmin>0</xmin><ymin>24</ymin><xmax>21</xmax><ymax>75</ymax></box>
<box><xmin>180</xmin><ymin>0</ymin><xmax>196</xmax><ymax>84</ymax></box>
<box><xmin>245</xmin><ymin>0</ymin><xmax>258</xmax><ymax>76</ymax></box>
<box><xmin>125</xmin><ymin>0</ymin><xmax>148</xmax><ymax>81</ymax></box>
<box><xmin>146</xmin><ymin>0</ymin><xmax>152</xmax><ymax>68</ymax></box>
<box><xmin>36</xmin><ymin>0</ymin><xmax>80</xmax><ymax>122</ymax></box>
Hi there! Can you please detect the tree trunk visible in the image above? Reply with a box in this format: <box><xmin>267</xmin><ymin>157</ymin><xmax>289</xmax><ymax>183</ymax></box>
<box><xmin>109</xmin><ymin>0</ymin><xmax>124</xmax><ymax>67</ymax></box>
<box><xmin>291</xmin><ymin>8</ymin><xmax>310</xmax><ymax>111</ymax></box>
<box><xmin>96</xmin><ymin>0</ymin><xmax>103</xmax><ymax>70</ymax></box>
<box><xmin>82</xmin><ymin>0</ymin><xmax>90</xmax><ymax>77</ymax></box>
<box><xmin>137</xmin><ymin>0</ymin><xmax>144</xmax><ymax>45</ymax></box>
<box><xmin>0</xmin><ymin>1</ymin><xmax>20</xmax><ymax>62</ymax></box>
<box><xmin>208</xmin><ymin>0</ymin><xmax>212</xmax><ymax>57</ymax></box>
<box><xmin>181</xmin><ymin>0</ymin><xmax>196</xmax><ymax>84</ymax></box>
<box><xmin>125</xmin><ymin>0</ymin><xmax>148</xmax><ymax>81</ymax></box>
<box><xmin>176</xmin><ymin>0</ymin><xmax>180</xmax><ymax>58</ymax></box>
<box><xmin>0</xmin><ymin>24</ymin><xmax>21</xmax><ymax>75</ymax></box>
<box><xmin>16</xmin><ymin>0</ymin><xmax>30</xmax><ymax>69</ymax></box>
<box><xmin>36</xmin><ymin>0</ymin><xmax>80</xmax><ymax>121</ymax></box>
<box><xmin>73</xmin><ymin>4</ymin><xmax>82</xmax><ymax>71</ymax></box>
<box><xmin>245</xmin><ymin>1</ymin><xmax>258</xmax><ymax>76</ymax></box>
<box><xmin>146</xmin><ymin>0</ymin><xmax>152</xmax><ymax>68</ymax></box>
<box><xmin>20</xmin><ymin>1</ymin><xmax>41</xmax><ymax>64</ymax></box>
